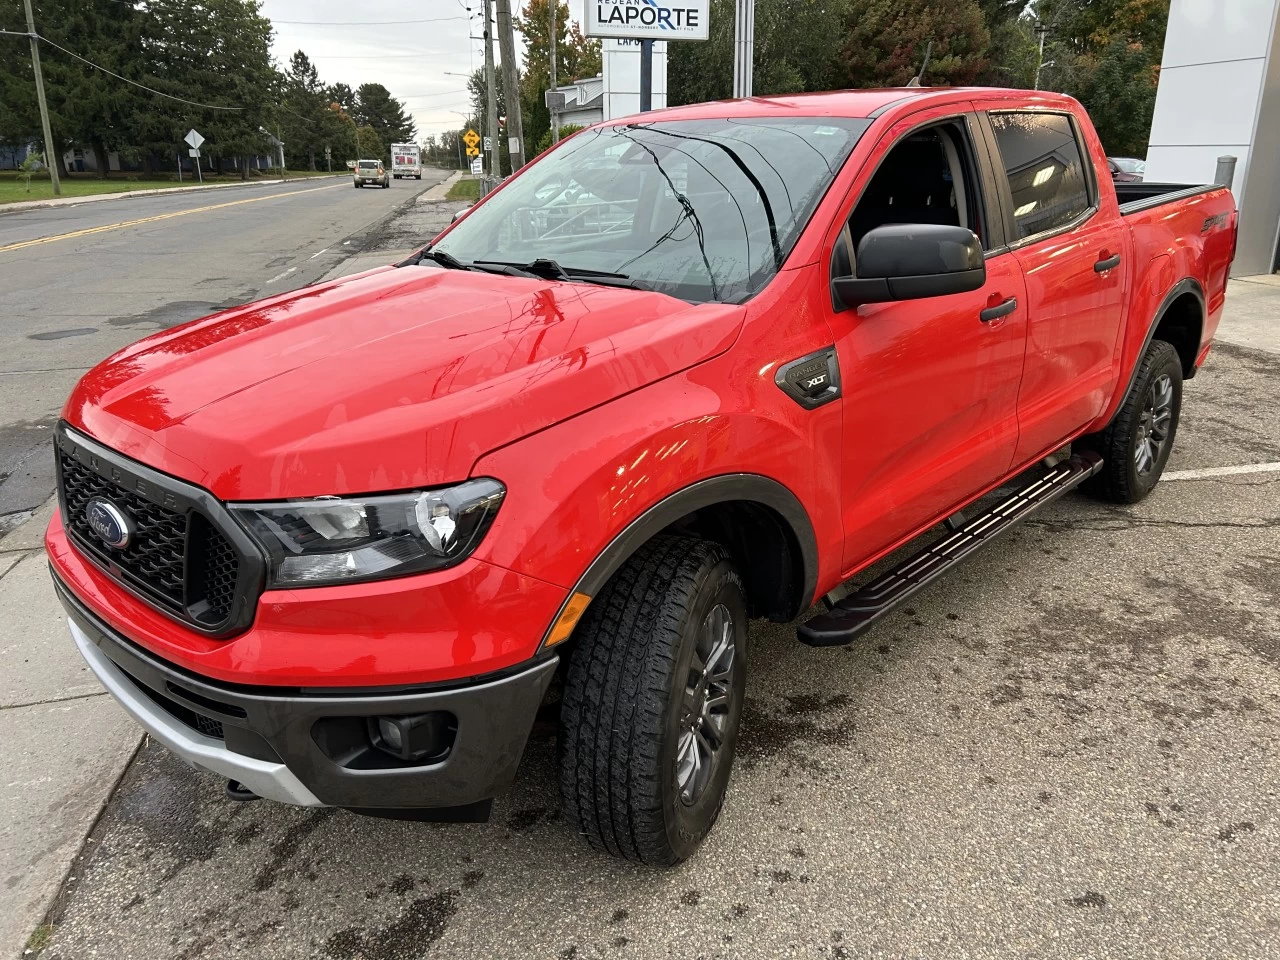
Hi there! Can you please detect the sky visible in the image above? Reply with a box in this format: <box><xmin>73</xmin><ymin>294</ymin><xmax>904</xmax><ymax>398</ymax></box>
<box><xmin>260</xmin><ymin>0</ymin><xmax>588</xmax><ymax>142</ymax></box>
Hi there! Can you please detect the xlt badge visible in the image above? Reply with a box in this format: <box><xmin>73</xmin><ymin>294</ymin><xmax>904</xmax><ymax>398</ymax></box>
<box><xmin>775</xmin><ymin>347</ymin><xmax>841</xmax><ymax>409</ymax></box>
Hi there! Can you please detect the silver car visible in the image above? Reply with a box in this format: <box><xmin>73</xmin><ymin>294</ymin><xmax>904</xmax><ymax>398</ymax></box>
<box><xmin>354</xmin><ymin>160</ymin><xmax>390</xmax><ymax>189</ymax></box>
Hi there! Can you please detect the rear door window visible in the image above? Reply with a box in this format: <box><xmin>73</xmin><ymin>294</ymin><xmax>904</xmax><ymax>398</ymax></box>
<box><xmin>988</xmin><ymin>112</ymin><xmax>1092</xmax><ymax>240</ymax></box>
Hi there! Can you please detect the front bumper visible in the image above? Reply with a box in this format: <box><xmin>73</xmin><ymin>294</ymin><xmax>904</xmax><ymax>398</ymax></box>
<box><xmin>56</xmin><ymin>575</ymin><xmax>558</xmax><ymax>812</ymax></box>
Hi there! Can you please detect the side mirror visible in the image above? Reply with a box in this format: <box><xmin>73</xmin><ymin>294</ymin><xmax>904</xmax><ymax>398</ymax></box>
<box><xmin>831</xmin><ymin>223</ymin><xmax>985</xmax><ymax>311</ymax></box>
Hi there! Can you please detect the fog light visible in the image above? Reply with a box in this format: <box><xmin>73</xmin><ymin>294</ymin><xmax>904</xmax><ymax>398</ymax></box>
<box><xmin>369</xmin><ymin>712</ymin><xmax>454</xmax><ymax>764</ymax></box>
<box><xmin>377</xmin><ymin>717</ymin><xmax>403</xmax><ymax>751</ymax></box>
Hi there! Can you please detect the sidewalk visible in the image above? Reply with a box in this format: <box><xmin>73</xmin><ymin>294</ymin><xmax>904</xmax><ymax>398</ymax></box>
<box><xmin>417</xmin><ymin>170</ymin><xmax>465</xmax><ymax>202</ymax></box>
<box><xmin>0</xmin><ymin>500</ymin><xmax>140</xmax><ymax>958</ymax></box>
<box><xmin>0</xmin><ymin>270</ymin><xmax>1275</xmax><ymax>959</ymax></box>
<box><xmin>0</xmin><ymin>174</ymin><xmax>347</xmax><ymax>216</ymax></box>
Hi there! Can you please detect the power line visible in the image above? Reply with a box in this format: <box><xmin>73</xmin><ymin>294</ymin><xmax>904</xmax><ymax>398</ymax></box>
<box><xmin>35</xmin><ymin>34</ymin><xmax>244</xmax><ymax>110</ymax></box>
<box><xmin>274</xmin><ymin>15</ymin><xmax>470</xmax><ymax>25</ymax></box>
<box><xmin>95</xmin><ymin>0</ymin><xmax>472</xmax><ymax>26</ymax></box>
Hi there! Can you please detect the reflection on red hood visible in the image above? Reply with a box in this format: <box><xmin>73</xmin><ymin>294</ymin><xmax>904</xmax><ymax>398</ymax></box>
<box><xmin>65</xmin><ymin>266</ymin><xmax>743</xmax><ymax>499</ymax></box>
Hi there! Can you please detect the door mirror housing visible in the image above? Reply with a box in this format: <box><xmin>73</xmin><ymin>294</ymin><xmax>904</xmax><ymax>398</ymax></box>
<box><xmin>832</xmin><ymin>223</ymin><xmax>985</xmax><ymax>310</ymax></box>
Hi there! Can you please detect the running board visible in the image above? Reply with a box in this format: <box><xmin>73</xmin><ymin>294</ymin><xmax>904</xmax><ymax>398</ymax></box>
<box><xmin>798</xmin><ymin>452</ymin><xmax>1103</xmax><ymax>647</ymax></box>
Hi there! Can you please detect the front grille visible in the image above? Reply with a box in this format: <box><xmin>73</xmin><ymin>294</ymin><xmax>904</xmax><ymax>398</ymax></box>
<box><xmin>55</xmin><ymin>424</ymin><xmax>258</xmax><ymax>636</ymax></box>
<box><xmin>60</xmin><ymin>452</ymin><xmax>189</xmax><ymax>608</ymax></box>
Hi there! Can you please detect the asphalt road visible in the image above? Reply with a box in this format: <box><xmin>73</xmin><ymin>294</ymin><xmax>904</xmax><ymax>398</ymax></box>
<box><xmin>0</xmin><ymin>171</ymin><xmax>447</xmax><ymax>534</ymax></box>
<box><xmin>23</xmin><ymin>187</ymin><xmax>1280</xmax><ymax>960</ymax></box>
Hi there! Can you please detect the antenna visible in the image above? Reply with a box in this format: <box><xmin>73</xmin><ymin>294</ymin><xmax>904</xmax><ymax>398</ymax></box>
<box><xmin>906</xmin><ymin>40</ymin><xmax>933</xmax><ymax>87</ymax></box>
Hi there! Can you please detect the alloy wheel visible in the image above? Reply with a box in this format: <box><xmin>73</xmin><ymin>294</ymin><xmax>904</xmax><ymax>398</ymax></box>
<box><xmin>676</xmin><ymin>603</ymin><xmax>736</xmax><ymax>805</ymax></box>
<box><xmin>1134</xmin><ymin>373</ymin><xmax>1174</xmax><ymax>476</ymax></box>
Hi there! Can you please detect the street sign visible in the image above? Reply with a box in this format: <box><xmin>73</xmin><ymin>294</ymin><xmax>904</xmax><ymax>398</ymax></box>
<box><xmin>545</xmin><ymin>90</ymin><xmax>567</xmax><ymax>111</ymax></box>
<box><xmin>465</xmin><ymin>146</ymin><xmax>480</xmax><ymax>157</ymax></box>
<box><xmin>324</xmin><ymin>146</ymin><xmax>331</xmax><ymax>158</ymax></box>
<box><xmin>584</xmin><ymin>0</ymin><xmax>709</xmax><ymax>41</ymax></box>
<box><xmin>508</xmin><ymin>137</ymin><xmax>521</xmax><ymax>155</ymax></box>
<box><xmin>483</xmin><ymin>136</ymin><xmax>493</xmax><ymax>151</ymax></box>
<box><xmin>470</xmin><ymin>157</ymin><xmax>483</xmax><ymax>175</ymax></box>
<box><xmin>184</xmin><ymin>128</ymin><xmax>205</xmax><ymax>150</ymax></box>
<box><xmin>462</xmin><ymin>129</ymin><xmax>480</xmax><ymax>148</ymax></box>
<box><xmin>187</xmin><ymin>148</ymin><xmax>200</xmax><ymax>158</ymax></box>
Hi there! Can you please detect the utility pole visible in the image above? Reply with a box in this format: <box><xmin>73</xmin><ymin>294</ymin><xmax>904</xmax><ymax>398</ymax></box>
<box><xmin>481</xmin><ymin>0</ymin><xmax>500</xmax><ymax>180</ymax></box>
<box><xmin>732</xmin><ymin>0</ymin><xmax>755</xmax><ymax>99</ymax></box>
<box><xmin>21</xmin><ymin>0</ymin><xmax>60</xmax><ymax>195</ymax></box>
<box><xmin>639</xmin><ymin>40</ymin><xmax>652</xmax><ymax>112</ymax></box>
<box><xmin>495</xmin><ymin>0</ymin><xmax>525</xmax><ymax>170</ymax></box>
<box><xmin>549</xmin><ymin>0</ymin><xmax>560</xmax><ymax>144</ymax></box>
<box><xmin>1034</xmin><ymin>21</ymin><xmax>1048</xmax><ymax>90</ymax></box>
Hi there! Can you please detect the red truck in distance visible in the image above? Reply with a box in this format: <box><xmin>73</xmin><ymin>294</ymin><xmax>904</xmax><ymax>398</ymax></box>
<box><xmin>47</xmin><ymin>88</ymin><xmax>1236</xmax><ymax>866</ymax></box>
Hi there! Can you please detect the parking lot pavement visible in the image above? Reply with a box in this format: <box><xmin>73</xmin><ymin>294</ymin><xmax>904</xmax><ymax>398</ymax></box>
<box><xmin>28</xmin><ymin>321</ymin><xmax>1279</xmax><ymax>960</ymax></box>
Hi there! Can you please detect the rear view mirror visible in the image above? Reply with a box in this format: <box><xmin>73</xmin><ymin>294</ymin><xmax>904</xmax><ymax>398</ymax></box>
<box><xmin>832</xmin><ymin>223</ymin><xmax>984</xmax><ymax>310</ymax></box>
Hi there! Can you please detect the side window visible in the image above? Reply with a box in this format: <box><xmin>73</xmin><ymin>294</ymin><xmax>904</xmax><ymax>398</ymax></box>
<box><xmin>838</xmin><ymin>119</ymin><xmax>989</xmax><ymax>274</ymax></box>
<box><xmin>988</xmin><ymin>112</ymin><xmax>1092</xmax><ymax>240</ymax></box>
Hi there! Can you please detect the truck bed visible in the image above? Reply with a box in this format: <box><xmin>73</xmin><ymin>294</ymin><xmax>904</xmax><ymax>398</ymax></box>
<box><xmin>1117</xmin><ymin>181</ymin><xmax>1219</xmax><ymax>215</ymax></box>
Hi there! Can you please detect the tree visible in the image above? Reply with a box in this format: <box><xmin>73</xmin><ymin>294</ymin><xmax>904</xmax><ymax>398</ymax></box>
<box><xmin>132</xmin><ymin>0</ymin><xmax>278</xmax><ymax>178</ymax></box>
<box><xmin>1029</xmin><ymin>0</ymin><xmax>1170</xmax><ymax>154</ymax></box>
<box><xmin>534</xmin><ymin>122</ymin><xmax>582</xmax><ymax>155</ymax></box>
<box><xmin>355</xmin><ymin>124</ymin><xmax>385</xmax><ymax>160</ymax></box>
<box><xmin>279</xmin><ymin>51</ymin><xmax>328</xmax><ymax>170</ymax></box>
<box><xmin>354</xmin><ymin>83</ymin><xmax>415</xmax><ymax>145</ymax></box>
<box><xmin>671</xmin><ymin>0</ymin><xmax>851</xmax><ymax>106</ymax></box>
<box><xmin>328</xmin><ymin>82</ymin><xmax>357</xmax><ymax>114</ymax></box>
<box><xmin>515</xmin><ymin>0</ymin><xmax>601</xmax><ymax>158</ymax></box>
<box><xmin>839</xmin><ymin>0</ymin><xmax>990</xmax><ymax>88</ymax></box>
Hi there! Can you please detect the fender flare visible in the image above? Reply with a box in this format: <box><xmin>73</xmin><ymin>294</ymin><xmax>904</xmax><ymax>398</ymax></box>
<box><xmin>541</xmin><ymin>474</ymin><xmax>820</xmax><ymax>646</ymax></box>
<box><xmin>1112</xmin><ymin>276</ymin><xmax>1205</xmax><ymax>416</ymax></box>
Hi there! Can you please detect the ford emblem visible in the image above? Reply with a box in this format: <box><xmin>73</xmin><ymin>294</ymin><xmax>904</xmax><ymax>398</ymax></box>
<box><xmin>85</xmin><ymin>498</ymin><xmax>134</xmax><ymax>550</ymax></box>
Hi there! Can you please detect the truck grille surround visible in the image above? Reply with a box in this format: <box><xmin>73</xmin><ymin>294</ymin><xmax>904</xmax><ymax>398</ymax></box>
<box><xmin>54</xmin><ymin>423</ymin><xmax>264</xmax><ymax>637</ymax></box>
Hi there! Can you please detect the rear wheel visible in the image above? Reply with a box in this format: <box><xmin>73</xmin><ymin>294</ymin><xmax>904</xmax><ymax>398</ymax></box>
<box><xmin>560</xmin><ymin>535</ymin><xmax>747</xmax><ymax>866</ymax></box>
<box><xmin>1080</xmin><ymin>339</ymin><xmax>1183</xmax><ymax>503</ymax></box>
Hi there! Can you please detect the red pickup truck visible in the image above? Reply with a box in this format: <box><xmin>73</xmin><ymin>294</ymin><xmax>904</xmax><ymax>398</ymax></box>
<box><xmin>48</xmin><ymin>88</ymin><xmax>1235</xmax><ymax>865</ymax></box>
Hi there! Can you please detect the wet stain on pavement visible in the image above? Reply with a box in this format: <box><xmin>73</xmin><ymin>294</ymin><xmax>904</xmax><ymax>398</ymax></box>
<box><xmin>738</xmin><ymin>692</ymin><xmax>854</xmax><ymax>768</ymax></box>
<box><xmin>252</xmin><ymin>808</ymin><xmax>334</xmax><ymax>891</ymax></box>
<box><xmin>109</xmin><ymin>300</ymin><xmax>233</xmax><ymax>329</ymax></box>
<box><xmin>28</xmin><ymin>326</ymin><xmax>97</xmax><ymax>340</ymax></box>
<box><xmin>324</xmin><ymin>890</ymin><xmax>459</xmax><ymax>960</ymax></box>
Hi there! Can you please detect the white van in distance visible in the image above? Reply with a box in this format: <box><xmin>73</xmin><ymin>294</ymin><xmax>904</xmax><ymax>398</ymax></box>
<box><xmin>391</xmin><ymin>143</ymin><xmax>422</xmax><ymax>180</ymax></box>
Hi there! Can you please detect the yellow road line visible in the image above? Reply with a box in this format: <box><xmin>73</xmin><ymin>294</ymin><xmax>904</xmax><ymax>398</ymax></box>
<box><xmin>0</xmin><ymin>182</ymin><xmax>345</xmax><ymax>254</ymax></box>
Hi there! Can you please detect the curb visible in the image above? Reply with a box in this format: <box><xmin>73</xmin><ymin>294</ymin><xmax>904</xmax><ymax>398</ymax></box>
<box><xmin>0</xmin><ymin>174</ymin><xmax>349</xmax><ymax>215</ymax></box>
<box><xmin>417</xmin><ymin>170</ymin><xmax>466</xmax><ymax>203</ymax></box>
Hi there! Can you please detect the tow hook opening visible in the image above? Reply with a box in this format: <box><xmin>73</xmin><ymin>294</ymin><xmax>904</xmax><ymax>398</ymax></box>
<box><xmin>225</xmin><ymin>779</ymin><xmax>261</xmax><ymax>802</ymax></box>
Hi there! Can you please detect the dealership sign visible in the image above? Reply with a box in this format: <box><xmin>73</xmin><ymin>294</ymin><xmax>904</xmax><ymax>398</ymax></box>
<box><xmin>585</xmin><ymin>0</ymin><xmax>709</xmax><ymax>41</ymax></box>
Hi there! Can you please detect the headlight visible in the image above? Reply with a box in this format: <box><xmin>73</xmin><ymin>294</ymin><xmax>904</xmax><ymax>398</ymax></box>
<box><xmin>230</xmin><ymin>479</ymin><xmax>505</xmax><ymax>587</ymax></box>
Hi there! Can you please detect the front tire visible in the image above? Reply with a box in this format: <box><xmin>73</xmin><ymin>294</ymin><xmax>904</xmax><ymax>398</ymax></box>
<box><xmin>1080</xmin><ymin>339</ymin><xmax>1183</xmax><ymax>503</ymax></box>
<box><xmin>560</xmin><ymin>535</ymin><xmax>747</xmax><ymax>866</ymax></box>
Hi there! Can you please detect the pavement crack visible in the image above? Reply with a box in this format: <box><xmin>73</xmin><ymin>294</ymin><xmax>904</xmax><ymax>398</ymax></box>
<box><xmin>1</xmin><ymin>690</ymin><xmax>107</xmax><ymax>711</ymax></box>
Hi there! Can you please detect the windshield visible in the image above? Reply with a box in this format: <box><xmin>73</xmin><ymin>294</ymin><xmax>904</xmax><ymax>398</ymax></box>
<box><xmin>1113</xmin><ymin>158</ymin><xmax>1145</xmax><ymax>174</ymax></box>
<box><xmin>359</xmin><ymin>161</ymin><xmax>379</xmax><ymax>169</ymax></box>
<box><xmin>433</xmin><ymin>116</ymin><xmax>871</xmax><ymax>303</ymax></box>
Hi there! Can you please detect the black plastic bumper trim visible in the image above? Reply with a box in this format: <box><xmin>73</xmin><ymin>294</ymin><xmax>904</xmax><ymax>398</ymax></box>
<box><xmin>54</xmin><ymin>572</ymin><xmax>558</xmax><ymax>810</ymax></box>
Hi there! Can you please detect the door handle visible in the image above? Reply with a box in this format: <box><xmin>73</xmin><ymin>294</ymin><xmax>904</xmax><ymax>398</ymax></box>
<box><xmin>1094</xmin><ymin>253</ymin><xmax>1122</xmax><ymax>272</ymax></box>
<box><xmin>979</xmin><ymin>297</ymin><xmax>1017</xmax><ymax>323</ymax></box>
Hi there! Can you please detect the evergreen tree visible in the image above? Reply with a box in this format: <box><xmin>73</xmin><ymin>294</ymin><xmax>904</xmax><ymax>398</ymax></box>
<box><xmin>354</xmin><ymin>83</ymin><xmax>415</xmax><ymax>145</ymax></box>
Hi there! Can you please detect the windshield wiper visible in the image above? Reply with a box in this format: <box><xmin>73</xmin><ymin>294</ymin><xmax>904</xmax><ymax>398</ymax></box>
<box><xmin>475</xmin><ymin>259</ymin><xmax>648</xmax><ymax>290</ymax></box>
<box><xmin>415</xmin><ymin>248</ymin><xmax>476</xmax><ymax>271</ymax></box>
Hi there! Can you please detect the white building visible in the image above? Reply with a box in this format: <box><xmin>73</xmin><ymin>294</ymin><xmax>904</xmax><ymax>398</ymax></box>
<box><xmin>551</xmin><ymin>76</ymin><xmax>605</xmax><ymax>128</ymax></box>
<box><xmin>1145</xmin><ymin>0</ymin><xmax>1280</xmax><ymax>275</ymax></box>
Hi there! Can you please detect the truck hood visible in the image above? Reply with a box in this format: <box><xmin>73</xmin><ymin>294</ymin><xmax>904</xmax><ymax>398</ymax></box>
<box><xmin>65</xmin><ymin>266</ymin><xmax>743</xmax><ymax>499</ymax></box>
